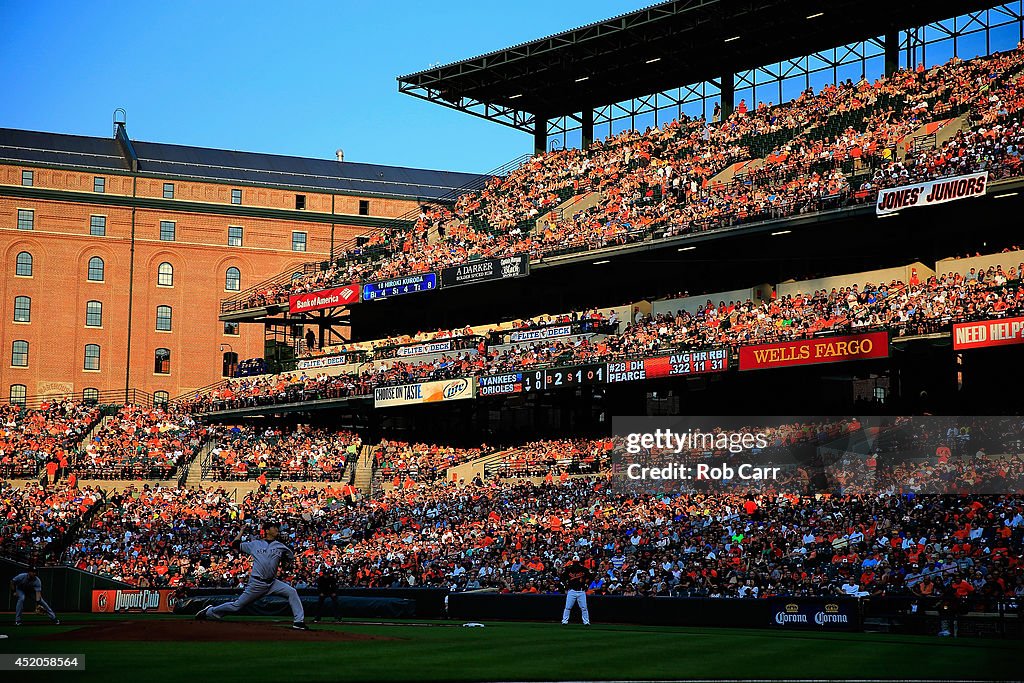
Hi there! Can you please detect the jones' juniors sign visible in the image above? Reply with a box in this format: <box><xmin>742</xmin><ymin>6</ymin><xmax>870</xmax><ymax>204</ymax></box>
<box><xmin>374</xmin><ymin>377</ymin><xmax>476</xmax><ymax>407</ymax></box>
<box><xmin>92</xmin><ymin>589</ymin><xmax>177</xmax><ymax>613</ymax></box>
<box><xmin>953</xmin><ymin>316</ymin><xmax>1024</xmax><ymax>350</ymax></box>
<box><xmin>875</xmin><ymin>171</ymin><xmax>987</xmax><ymax>214</ymax></box>
<box><xmin>288</xmin><ymin>285</ymin><xmax>359</xmax><ymax>313</ymax></box>
<box><xmin>769</xmin><ymin>598</ymin><xmax>857</xmax><ymax>630</ymax></box>
<box><xmin>739</xmin><ymin>332</ymin><xmax>889</xmax><ymax>371</ymax></box>
<box><xmin>441</xmin><ymin>254</ymin><xmax>529</xmax><ymax>288</ymax></box>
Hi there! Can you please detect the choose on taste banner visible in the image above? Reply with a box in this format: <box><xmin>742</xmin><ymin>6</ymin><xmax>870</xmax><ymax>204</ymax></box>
<box><xmin>374</xmin><ymin>377</ymin><xmax>476</xmax><ymax>407</ymax></box>
<box><xmin>739</xmin><ymin>332</ymin><xmax>889</xmax><ymax>371</ymax></box>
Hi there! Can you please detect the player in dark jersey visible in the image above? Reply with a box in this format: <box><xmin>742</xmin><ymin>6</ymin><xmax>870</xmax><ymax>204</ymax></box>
<box><xmin>560</xmin><ymin>554</ymin><xmax>594</xmax><ymax>625</ymax></box>
<box><xmin>314</xmin><ymin>569</ymin><xmax>341</xmax><ymax>623</ymax></box>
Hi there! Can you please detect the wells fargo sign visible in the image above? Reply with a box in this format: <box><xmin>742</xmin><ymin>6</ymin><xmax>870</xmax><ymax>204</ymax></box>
<box><xmin>739</xmin><ymin>331</ymin><xmax>889</xmax><ymax>371</ymax></box>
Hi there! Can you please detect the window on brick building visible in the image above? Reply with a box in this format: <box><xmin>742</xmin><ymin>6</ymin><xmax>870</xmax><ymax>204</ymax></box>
<box><xmin>21</xmin><ymin>170</ymin><xmax>33</xmax><ymax>186</ymax></box>
<box><xmin>9</xmin><ymin>385</ymin><xmax>27</xmax><ymax>405</ymax></box>
<box><xmin>94</xmin><ymin>177</ymin><xmax>105</xmax><ymax>193</ymax></box>
<box><xmin>12</xmin><ymin>340</ymin><xmax>29</xmax><ymax>367</ymax></box>
<box><xmin>154</xmin><ymin>390</ymin><xmax>169</xmax><ymax>406</ymax></box>
<box><xmin>87</xmin><ymin>256</ymin><xmax>105</xmax><ymax>281</ymax></box>
<box><xmin>225</xmin><ymin>267</ymin><xmax>241</xmax><ymax>291</ymax></box>
<box><xmin>90</xmin><ymin>215</ymin><xmax>106</xmax><ymax>236</ymax></box>
<box><xmin>163</xmin><ymin>183</ymin><xmax>174</xmax><ymax>199</ymax></box>
<box><xmin>228</xmin><ymin>226</ymin><xmax>243</xmax><ymax>246</ymax></box>
<box><xmin>86</xmin><ymin>301</ymin><xmax>103</xmax><ymax>327</ymax></box>
<box><xmin>156</xmin><ymin>305</ymin><xmax>172</xmax><ymax>331</ymax></box>
<box><xmin>16</xmin><ymin>252</ymin><xmax>33</xmax><ymax>277</ymax></box>
<box><xmin>17</xmin><ymin>209</ymin><xmax>33</xmax><ymax>230</ymax></box>
<box><xmin>159</xmin><ymin>221</ymin><xmax>176</xmax><ymax>241</ymax></box>
<box><xmin>83</xmin><ymin>387</ymin><xmax>99</xmax><ymax>404</ymax></box>
<box><xmin>224</xmin><ymin>322</ymin><xmax>239</xmax><ymax>336</ymax></box>
<box><xmin>154</xmin><ymin>348</ymin><xmax>171</xmax><ymax>374</ymax></box>
<box><xmin>13</xmin><ymin>296</ymin><xmax>30</xmax><ymax>323</ymax></box>
<box><xmin>292</xmin><ymin>231</ymin><xmax>307</xmax><ymax>252</ymax></box>
<box><xmin>158</xmin><ymin>262</ymin><xmax>174</xmax><ymax>287</ymax></box>
<box><xmin>295</xmin><ymin>194</ymin><xmax>306</xmax><ymax>210</ymax></box>
<box><xmin>231</xmin><ymin>189</ymin><xmax>242</xmax><ymax>205</ymax></box>
<box><xmin>84</xmin><ymin>344</ymin><xmax>100</xmax><ymax>370</ymax></box>
<box><xmin>359</xmin><ymin>199</ymin><xmax>370</xmax><ymax>216</ymax></box>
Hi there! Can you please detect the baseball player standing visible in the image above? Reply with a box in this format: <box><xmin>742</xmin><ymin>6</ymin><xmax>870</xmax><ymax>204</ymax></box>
<box><xmin>313</xmin><ymin>568</ymin><xmax>341</xmax><ymax>623</ymax></box>
<box><xmin>560</xmin><ymin>555</ymin><xmax>593</xmax><ymax>625</ymax></box>
<box><xmin>196</xmin><ymin>521</ymin><xmax>307</xmax><ymax>629</ymax></box>
<box><xmin>10</xmin><ymin>567</ymin><xmax>59</xmax><ymax>626</ymax></box>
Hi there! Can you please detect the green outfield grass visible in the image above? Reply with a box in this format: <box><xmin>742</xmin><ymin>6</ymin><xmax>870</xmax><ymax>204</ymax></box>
<box><xmin>0</xmin><ymin>614</ymin><xmax>1016</xmax><ymax>682</ymax></box>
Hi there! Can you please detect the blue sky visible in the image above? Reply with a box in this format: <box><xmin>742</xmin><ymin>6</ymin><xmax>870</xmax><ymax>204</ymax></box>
<box><xmin>0</xmin><ymin>0</ymin><xmax>640</xmax><ymax>174</ymax></box>
<box><xmin>1</xmin><ymin>2</ymin><xmax>1017</xmax><ymax>174</ymax></box>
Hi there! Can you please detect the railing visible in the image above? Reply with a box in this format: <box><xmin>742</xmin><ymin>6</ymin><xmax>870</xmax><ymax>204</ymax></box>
<box><xmin>1</xmin><ymin>388</ymin><xmax>157</xmax><ymax>410</ymax></box>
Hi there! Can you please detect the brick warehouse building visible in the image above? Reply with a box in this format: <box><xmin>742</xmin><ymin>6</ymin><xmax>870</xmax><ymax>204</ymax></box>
<box><xmin>0</xmin><ymin>123</ymin><xmax>483</xmax><ymax>402</ymax></box>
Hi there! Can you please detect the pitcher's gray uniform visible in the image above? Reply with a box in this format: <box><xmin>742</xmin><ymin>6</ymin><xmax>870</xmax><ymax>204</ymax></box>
<box><xmin>11</xmin><ymin>571</ymin><xmax>58</xmax><ymax>625</ymax></box>
<box><xmin>203</xmin><ymin>538</ymin><xmax>305</xmax><ymax>624</ymax></box>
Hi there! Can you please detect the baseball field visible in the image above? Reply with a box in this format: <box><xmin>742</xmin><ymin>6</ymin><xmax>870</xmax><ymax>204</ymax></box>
<box><xmin>0</xmin><ymin>614</ymin><xmax>1016</xmax><ymax>682</ymax></box>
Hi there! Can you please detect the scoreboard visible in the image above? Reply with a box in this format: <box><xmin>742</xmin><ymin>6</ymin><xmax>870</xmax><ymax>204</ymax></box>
<box><xmin>477</xmin><ymin>353</ymin><xmax>727</xmax><ymax>396</ymax></box>
<box><xmin>606</xmin><ymin>349</ymin><xmax>728</xmax><ymax>383</ymax></box>
<box><xmin>544</xmin><ymin>363</ymin><xmax>606</xmax><ymax>387</ymax></box>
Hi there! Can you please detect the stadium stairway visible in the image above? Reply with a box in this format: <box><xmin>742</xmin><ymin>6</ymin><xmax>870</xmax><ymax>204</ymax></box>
<box><xmin>353</xmin><ymin>444</ymin><xmax>376</xmax><ymax>495</ymax></box>
<box><xmin>182</xmin><ymin>439</ymin><xmax>218</xmax><ymax>488</ymax></box>
<box><xmin>77</xmin><ymin>414</ymin><xmax>112</xmax><ymax>451</ymax></box>
<box><xmin>536</xmin><ymin>190</ymin><xmax>605</xmax><ymax>233</ymax></box>
<box><xmin>445</xmin><ymin>448</ymin><xmax>515</xmax><ymax>484</ymax></box>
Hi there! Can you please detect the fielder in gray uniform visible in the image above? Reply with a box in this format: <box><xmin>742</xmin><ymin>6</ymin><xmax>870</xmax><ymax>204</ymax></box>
<box><xmin>10</xmin><ymin>567</ymin><xmax>59</xmax><ymax>626</ymax></box>
<box><xmin>196</xmin><ymin>521</ymin><xmax>307</xmax><ymax>630</ymax></box>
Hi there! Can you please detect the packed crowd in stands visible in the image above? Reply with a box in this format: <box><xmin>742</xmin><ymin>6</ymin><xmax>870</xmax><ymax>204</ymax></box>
<box><xmin>0</xmin><ymin>481</ymin><xmax>102</xmax><ymax>561</ymax></box>
<box><xmin>0</xmin><ymin>401</ymin><xmax>100</xmax><ymax>479</ymax></box>
<box><xmin>208</xmin><ymin>425</ymin><xmax>360</xmax><ymax>481</ymax></box>
<box><xmin>184</xmin><ymin>254</ymin><xmax>1024</xmax><ymax>413</ymax></box>
<box><xmin>57</xmin><ymin>472</ymin><xmax>1024</xmax><ymax>609</ymax></box>
<box><xmin>372</xmin><ymin>439</ymin><xmax>489</xmax><ymax>483</ymax></box>
<box><xmin>73</xmin><ymin>405</ymin><xmax>209</xmax><ymax>480</ymax></box>
<box><xmin>227</xmin><ymin>46</ymin><xmax>1024</xmax><ymax>311</ymax></box>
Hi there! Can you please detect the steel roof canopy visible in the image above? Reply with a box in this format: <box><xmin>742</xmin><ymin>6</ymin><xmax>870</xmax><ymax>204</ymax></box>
<box><xmin>398</xmin><ymin>0</ymin><xmax>1006</xmax><ymax>129</ymax></box>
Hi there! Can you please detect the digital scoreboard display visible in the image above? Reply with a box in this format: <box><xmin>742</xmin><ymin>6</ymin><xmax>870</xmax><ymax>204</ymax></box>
<box><xmin>477</xmin><ymin>371</ymin><xmax>545</xmax><ymax>397</ymax></box>
<box><xmin>361</xmin><ymin>273</ymin><xmax>438</xmax><ymax>302</ymax></box>
<box><xmin>606</xmin><ymin>349</ymin><xmax>728</xmax><ymax>382</ymax></box>
<box><xmin>543</xmin><ymin>363</ymin><xmax>605</xmax><ymax>388</ymax></box>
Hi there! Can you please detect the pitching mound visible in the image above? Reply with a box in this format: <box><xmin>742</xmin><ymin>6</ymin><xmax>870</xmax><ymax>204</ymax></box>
<box><xmin>41</xmin><ymin>620</ymin><xmax>396</xmax><ymax>643</ymax></box>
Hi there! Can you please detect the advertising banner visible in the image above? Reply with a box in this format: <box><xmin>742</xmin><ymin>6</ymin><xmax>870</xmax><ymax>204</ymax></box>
<box><xmin>953</xmin><ymin>316</ymin><xmax>1024</xmax><ymax>350</ymax></box>
<box><xmin>606</xmin><ymin>349</ymin><xmax>728</xmax><ymax>382</ymax></box>
<box><xmin>768</xmin><ymin>598</ymin><xmax>858</xmax><ymax>631</ymax></box>
<box><xmin>296</xmin><ymin>354</ymin><xmax>348</xmax><ymax>370</ymax></box>
<box><xmin>739</xmin><ymin>332</ymin><xmax>889</xmax><ymax>371</ymax></box>
<box><xmin>92</xmin><ymin>589</ymin><xmax>177</xmax><ymax>613</ymax></box>
<box><xmin>441</xmin><ymin>254</ymin><xmax>529</xmax><ymax>288</ymax></box>
<box><xmin>288</xmin><ymin>285</ymin><xmax>359</xmax><ymax>313</ymax></box>
<box><xmin>395</xmin><ymin>340</ymin><xmax>454</xmax><ymax>357</ymax></box>
<box><xmin>374</xmin><ymin>377</ymin><xmax>475</xmax><ymax>407</ymax></box>
<box><xmin>509</xmin><ymin>325</ymin><xmax>573</xmax><ymax>343</ymax></box>
<box><xmin>362</xmin><ymin>273</ymin><xmax>438</xmax><ymax>302</ymax></box>
<box><xmin>875</xmin><ymin>171</ymin><xmax>987</xmax><ymax>215</ymax></box>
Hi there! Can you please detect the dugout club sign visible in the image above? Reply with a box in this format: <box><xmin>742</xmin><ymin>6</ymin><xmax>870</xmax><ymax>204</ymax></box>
<box><xmin>875</xmin><ymin>172</ymin><xmax>988</xmax><ymax>215</ymax></box>
<box><xmin>440</xmin><ymin>254</ymin><xmax>529</xmax><ymax>288</ymax></box>
<box><xmin>769</xmin><ymin>599</ymin><xmax>857</xmax><ymax>631</ymax></box>
<box><xmin>92</xmin><ymin>589</ymin><xmax>177</xmax><ymax>613</ymax></box>
<box><xmin>739</xmin><ymin>331</ymin><xmax>889</xmax><ymax>371</ymax></box>
<box><xmin>288</xmin><ymin>285</ymin><xmax>359</xmax><ymax>313</ymax></box>
<box><xmin>953</xmin><ymin>316</ymin><xmax>1024</xmax><ymax>350</ymax></box>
